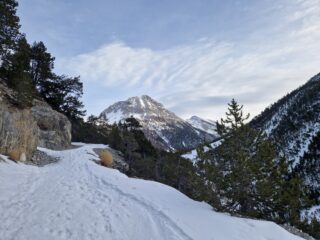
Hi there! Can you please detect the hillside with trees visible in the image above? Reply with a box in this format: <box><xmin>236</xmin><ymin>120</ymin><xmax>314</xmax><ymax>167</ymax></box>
<box><xmin>1</xmin><ymin>1</ymin><xmax>319</xmax><ymax>239</ymax></box>
<box><xmin>0</xmin><ymin>0</ymin><xmax>85</xmax><ymax>119</ymax></box>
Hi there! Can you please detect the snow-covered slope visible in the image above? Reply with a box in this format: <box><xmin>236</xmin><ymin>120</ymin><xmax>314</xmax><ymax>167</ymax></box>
<box><xmin>0</xmin><ymin>144</ymin><xmax>304</xmax><ymax>240</ymax></box>
<box><xmin>251</xmin><ymin>73</ymin><xmax>320</xmax><ymax>166</ymax></box>
<box><xmin>251</xmin><ymin>72</ymin><xmax>320</xmax><ymax>194</ymax></box>
<box><xmin>100</xmin><ymin>95</ymin><xmax>215</xmax><ymax>150</ymax></box>
<box><xmin>186</xmin><ymin>116</ymin><xmax>217</xmax><ymax>136</ymax></box>
<box><xmin>181</xmin><ymin>140</ymin><xmax>222</xmax><ymax>162</ymax></box>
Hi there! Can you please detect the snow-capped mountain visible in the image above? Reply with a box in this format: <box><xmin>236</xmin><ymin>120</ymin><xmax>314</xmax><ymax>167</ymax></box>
<box><xmin>99</xmin><ymin>95</ymin><xmax>215</xmax><ymax>150</ymax></box>
<box><xmin>251</xmin><ymin>72</ymin><xmax>320</xmax><ymax>192</ymax></box>
<box><xmin>186</xmin><ymin>116</ymin><xmax>217</xmax><ymax>136</ymax></box>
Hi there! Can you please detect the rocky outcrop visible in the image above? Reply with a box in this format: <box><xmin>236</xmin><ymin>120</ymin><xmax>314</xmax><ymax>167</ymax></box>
<box><xmin>0</xmin><ymin>83</ymin><xmax>38</xmax><ymax>161</ymax></box>
<box><xmin>0</xmin><ymin>107</ymin><xmax>38</xmax><ymax>162</ymax></box>
<box><xmin>31</xmin><ymin>100</ymin><xmax>71</xmax><ymax>150</ymax></box>
<box><xmin>0</xmin><ymin>82</ymin><xmax>72</xmax><ymax>162</ymax></box>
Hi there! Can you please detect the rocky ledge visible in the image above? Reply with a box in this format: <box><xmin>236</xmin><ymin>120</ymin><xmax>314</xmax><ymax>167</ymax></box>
<box><xmin>0</xmin><ymin>82</ymin><xmax>72</xmax><ymax>162</ymax></box>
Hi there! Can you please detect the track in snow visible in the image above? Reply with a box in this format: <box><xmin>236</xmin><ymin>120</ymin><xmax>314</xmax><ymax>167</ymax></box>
<box><xmin>0</xmin><ymin>144</ymin><xmax>304</xmax><ymax>240</ymax></box>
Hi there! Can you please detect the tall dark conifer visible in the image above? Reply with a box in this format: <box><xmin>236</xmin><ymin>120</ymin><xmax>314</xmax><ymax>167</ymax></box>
<box><xmin>0</xmin><ymin>0</ymin><xmax>21</xmax><ymax>64</ymax></box>
<box><xmin>3</xmin><ymin>37</ymin><xmax>33</xmax><ymax>106</ymax></box>
<box><xmin>30</xmin><ymin>41</ymin><xmax>55</xmax><ymax>90</ymax></box>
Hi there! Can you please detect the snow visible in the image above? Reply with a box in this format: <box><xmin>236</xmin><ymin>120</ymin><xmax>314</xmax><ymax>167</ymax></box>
<box><xmin>104</xmin><ymin>109</ymin><xmax>124</xmax><ymax>124</ymax></box>
<box><xmin>181</xmin><ymin>140</ymin><xmax>222</xmax><ymax>162</ymax></box>
<box><xmin>289</xmin><ymin>122</ymin><xmax>320</xmax><ymax>167</ymax></box>
<box><xmin>263</xmin><ymin>94</ymin><xmax>301</xmax><ymax>136</ymax></box>
<box><xmin>301</xmin><ymin>205</ymin><xmax>320</xmax><ymax>222</ymax></box>
<box><xmin>186</xmin><ymin>116</ymin><xmax>217</xmax><ymax>136</ymax></box>
<box><xmin>139</xmin><ymin>96</ymin><xmax>145</xmax><ymax>108</ymax></box>
<box><xmin>0</xmin><ymin>144</ymin><xmax>304</xmax><ymax>240</ymax></box>
<box><xmin>104</xmin><ymin>110</ymin><xmax>143</xmax><ymax>124</ymax></box>
<box><xmin>181</xmin><ymin>149</ymin><xmax>198</xmax><ymax>162</ymax></box>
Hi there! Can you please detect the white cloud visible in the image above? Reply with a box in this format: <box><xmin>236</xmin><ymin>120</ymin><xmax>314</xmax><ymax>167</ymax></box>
<box><xmin>57</xmin><ymin>0</ymin><xmax>320</xmax><ymax>120</ymax></box>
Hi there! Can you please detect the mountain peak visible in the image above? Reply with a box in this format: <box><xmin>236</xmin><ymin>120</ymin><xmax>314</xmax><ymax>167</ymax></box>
<box><xmin>125</xmin><ymin>95</ymin><xmax>164</xmax><ymax>110</ymax></box>
<box><xmin>99</xmin><ymin>96</ymin><xmax>216</xmax><ymax>150</ymax></box>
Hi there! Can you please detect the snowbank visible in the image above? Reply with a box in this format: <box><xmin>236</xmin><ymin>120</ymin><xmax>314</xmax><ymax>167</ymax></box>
<box><xmin>0</xmin><ymin>143</ymin><xmax>303</xmax><ymax>240</ymax></box>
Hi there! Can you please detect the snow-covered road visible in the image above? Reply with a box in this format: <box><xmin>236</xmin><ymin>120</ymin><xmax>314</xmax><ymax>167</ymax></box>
<box><xmin>0</xmin><ymin>144</ymin><xmax>303</xmax><ymax>240</ymax></box>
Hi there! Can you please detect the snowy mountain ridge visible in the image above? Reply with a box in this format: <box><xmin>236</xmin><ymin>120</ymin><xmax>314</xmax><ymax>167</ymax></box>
<box><xmin>100</xmin><ymin>95</ymin><xmax>215</xmax><ymax>150</ymax></box>
<box><xmin>251</xmin><ymin>72</ymin><xmax>320</xmax><ymax>193</ymax></box>
<box><xmin>186</xmin><ymin>116</ymin><xmax>217</xmax><ymax>136</ymax></box>
<box><xmin>0</xmin><ymin>143</ymin><xmax>305</xmax><ymax>240</ymax></box>
<box><xmin>252</xmin><ymin>73</ymin><xmax>320</xmax><ymax>165</ymax></box>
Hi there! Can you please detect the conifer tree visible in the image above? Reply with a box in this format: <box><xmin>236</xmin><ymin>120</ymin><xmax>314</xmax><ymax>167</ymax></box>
<box><xmin>0</xmin><ymin>0</ymin><xmax>21</xmax><ymax>64</ymax></box>
<box><xmin>30</xmin><ymin>41</ymin><xmax>55</xmax><ymax>90</ymax></box>
<box><xmin>41</xmin><ymin>74</ymin><xmax>85</xmax><ymax>119</ymax></box>
<box><xmin>197</xmin><ymin>99</ymin><xmax>306</xmax><ymax>220</ymax></box>
<box><xmin>109</xmin><ymin>124</ymin><xmax>123</xmax><ymax>150</ymax></box>
<box><xmin>122</xmin><ymin>129</ymin><xmax>139</xmax><ymax>173</ymax></box>
<box><xmin>216</xmin><ymin>98</ymin><xmax>250</xmax><ymax>136</ymax></box>
<box><xmin>2</xmin><ymin>37</ymin><xmax>33</xmax><ymax>107</ymax></box>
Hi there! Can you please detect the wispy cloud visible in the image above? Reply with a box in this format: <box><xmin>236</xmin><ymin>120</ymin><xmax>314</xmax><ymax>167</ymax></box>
<box><xmin>57</xmin><ymin>0</ymin><xmax>320</xmax><ymax>119</ymax></box>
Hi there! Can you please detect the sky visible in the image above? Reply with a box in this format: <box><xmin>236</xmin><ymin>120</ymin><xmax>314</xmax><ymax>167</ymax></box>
<box><xmin>18</xmin><ymin>0</ymin><xmax>320</xmax><ymax>120</ymax></box>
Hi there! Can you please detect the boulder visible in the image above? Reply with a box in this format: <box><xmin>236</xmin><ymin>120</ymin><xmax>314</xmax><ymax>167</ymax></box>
<box><xmin>31</xmin><ymin>100</ymin><xmax>71</xmax><ymax>150</ymax></box>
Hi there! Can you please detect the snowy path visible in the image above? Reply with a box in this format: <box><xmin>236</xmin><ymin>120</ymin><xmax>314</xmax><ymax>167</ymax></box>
<box><xmin>0</xmin><ymin>144</ymin><xmax>303</xmax><ymax>240</ymax></box>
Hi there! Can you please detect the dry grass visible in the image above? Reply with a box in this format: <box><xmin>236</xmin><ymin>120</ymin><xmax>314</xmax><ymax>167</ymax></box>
<box><xmin>8</xmin><ymin>149</ymin><xmax>21</xmax><ymax>161</ymax></box>
<box><xmin>99</xmin><ymin>149</ymin><xmax>113</xmax><ymax>167</ymax></box>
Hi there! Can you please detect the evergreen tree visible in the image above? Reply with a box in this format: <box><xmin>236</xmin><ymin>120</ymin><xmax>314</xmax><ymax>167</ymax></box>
<box><xmin>87</xmin><ymin>115</ymin><xmax>99</xmax><ymax>125</ymax></box>
<box><xmin>41</xmin><ymin>74</ymin><xmax>85</xmax><ymax>119</ymax></box>
<box><xmin>109</xmin><ymin>124</ymin><xmax>123</xmax><ymax>150</ymax></box>
<box><xmin>216</xmin><ymin>98</ymin><xmax>250</xmax><ymax>136</ymax></box>
<box><xmin>0</xmin><ymin>0</ymin><xmax>21</xmax><ymax>64</ymax></box>
<box><xmin>197</xmin><ymin>99</ymin><xmax>306</xmax><ymax>221</ymax></box>
<box><xmin>298</xmin><ymin>132</ymin><xmax>320</xmax><ymax>199</ymax></box>
<box><xmin>1</xmin><ymin>37</ymin><xmax>33</xmax><ymax>107</ymax></box>
<box><xmin>29</xmin><ymin>41</ymin><xmax>85</xmax><ymax>119</ymax></box>
<box><xmin>310</xmin><ymin>217</ymin><xmax>320</xmax><ymax>239</ymax></box>
<box><xmin>30</xmin><ymin>41</ymin><xmax>55</xmax><ymax>90</ymax></box>
<box><xmin>123</xmin><ymin>133</ymin><xmax>140</xmax><ymax>173</ymax></box>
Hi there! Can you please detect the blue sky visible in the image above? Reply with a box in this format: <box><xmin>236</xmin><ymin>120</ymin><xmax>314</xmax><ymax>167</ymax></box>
<box><xmin>18</xmin><ymin>0</ymin><xmax>320</xmax><ymax>119</ymax></box>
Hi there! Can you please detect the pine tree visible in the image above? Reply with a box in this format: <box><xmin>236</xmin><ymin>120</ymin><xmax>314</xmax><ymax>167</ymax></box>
<box><xmin>109</xmin><ymin>124</ymin><xmax>123</xmax><ymax>150</ymax></box>
<box><xmin>0</xmin><ymin>0</ymin><xmax>86</xmax><ymax>120</ymax></box>
<box><xmin>0</xmin><ymin>0</ymin><xmax>21</xmax><ymax>64</ymax></box>
<box><xmin>122</xmin><ymin>130</ymin><xmax>139</xmax><ymax>173</ymax></box>
<box><xmin>310</xmin><ymin>217</ymin><xmax>320</xmax><ymax>239</ymax></box>
<box><xmin>216</xmin><ymin>98</ymin><xmax>250</xmax><ymax>136</ymax></box>
<box><xmin>30</xmin><ymin>41</ymin><xmax>55</xmax><ymax>90</ymax></box>
<box><xmin>41</xmin><ymin>74</ymin><xmax>85</xmax><ymax>119</ymax></box>
<box><xmin>2</xmin><ymin>37</ymin><xmax>33</xmax><ymax>107</ymax></box>
<box><xmin>123</xmin><ymin>116</ymin><xmax>142</xmax><ymax>130</ymax></box>
<box><xmin>197</xmin><ymin>99</ymin><xmax>304</xmax><ymax>220</ymax></box>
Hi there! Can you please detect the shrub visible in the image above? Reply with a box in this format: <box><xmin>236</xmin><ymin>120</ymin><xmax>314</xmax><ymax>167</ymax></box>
<box><xmin>99</xmin><ymin>149</ymin><xmax>113</xmax><ymax>167</ymax></box>
<box><xmin>8</xmin><ymin>149</ymin><xmax>21</xmax><ymax>161</ymax></box>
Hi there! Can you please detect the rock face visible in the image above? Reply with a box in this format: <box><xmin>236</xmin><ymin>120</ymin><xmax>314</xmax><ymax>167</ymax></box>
<box><xmin>31</xmin><ymin>100</ymin><xmax>71</xmax><ymax>150</ymax></box>
<box><xmin>0</xmin><ymin>83</ymin><xmax>38</xmax><ymax>161</ymax></box>
<box><xmin>100</xmin><ymin>95</ymin><xmax>215</xmax><ymax>150</ymax></box>
<box><xmin>0</xmin><ymin>107</ymin><xmax>38</xmax><ymax>162</ymax></box>
<box><xmin>0</xmin><ymin>82</ymin><xmax>72</xmax><ymax>161</ymax></box>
